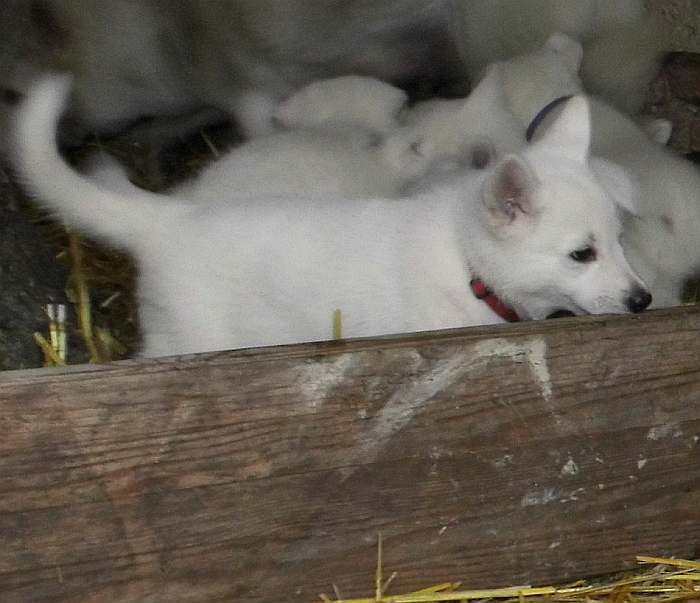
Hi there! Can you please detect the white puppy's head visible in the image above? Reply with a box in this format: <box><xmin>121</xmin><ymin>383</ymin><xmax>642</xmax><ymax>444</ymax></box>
<box><xmin>382</xmin><ymin>64</ymin><xmax>525</xmax><ymax>185</ymax></box>
<box><xmin>499</xmin><ymin>32</ymin><xmax>584</xmax><ymax>127</ymax></box>
<box><xmin>470</xmin><ymin>96</ymin><xmax>651</xmax><ymax>320</ymax></box>
<box><xmin>273</xmin><ymin>75</ymin><xmax>408</xmax><ymax>134</ymax></box>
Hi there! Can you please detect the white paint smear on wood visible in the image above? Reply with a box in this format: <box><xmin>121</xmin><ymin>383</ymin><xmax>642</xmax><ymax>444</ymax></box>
<box><xmin>346</xmin><ymin>337</ymin><xmax>553</xmax><ymax>471</ymax></box>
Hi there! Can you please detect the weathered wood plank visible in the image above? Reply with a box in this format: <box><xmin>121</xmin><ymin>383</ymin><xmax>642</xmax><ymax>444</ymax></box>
<box><xmin>0</xmin><ymin>308</ymin><xmax>699</xmax><ymax>602</ymax></box>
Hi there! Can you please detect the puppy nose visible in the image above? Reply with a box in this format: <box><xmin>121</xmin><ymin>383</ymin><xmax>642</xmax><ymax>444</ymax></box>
<box><xmin>627</xmin><ymin>288</ymin><xmax>652</xmax><ymax>313</ymax></box>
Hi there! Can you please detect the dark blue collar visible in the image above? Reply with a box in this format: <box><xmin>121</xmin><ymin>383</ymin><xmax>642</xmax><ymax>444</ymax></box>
<box><xmin>526</xmin><ymin>95</ymin><xmax>573</xmax><ymax>142</ymax></box>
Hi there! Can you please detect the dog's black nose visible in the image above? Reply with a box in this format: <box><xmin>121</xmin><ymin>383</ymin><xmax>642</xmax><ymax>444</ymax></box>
<box><xmin>546</xmin><ymin>310</ymin><xmax>576</xmax><ymax>319</ymax></box>
<box><xmin>627</xmin><ymin>289</ymin><xmax>652</xmax><ymax>313</ymax></box>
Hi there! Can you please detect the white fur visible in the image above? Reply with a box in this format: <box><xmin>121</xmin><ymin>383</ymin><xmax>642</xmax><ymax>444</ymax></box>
<box><xmin>387</xmin><ymin>36</ymin><xmax>580</xmax><ymax>180</ymax></box>
<box><xmin>383</xmin><ymin>65</ymin><xmax>526</xmax><ymax>176</ymax></box>
<box><xmin>498</xmin><ymin>34</ymin><xmax>584</xmax><ymax>127</ymax></box>
<box><xmin>273</xmin><ymin>75</ymin><xmax>408</xmax><ymax>134</ymax></box>
<box><xmin>172</xmin><ymin>125</ymin><xmax>404</xmax><ymax>200</ymax></box>
<box><xmin>496</xmin><ymin>36</ymin><xmax>700</xmax><ymax>308</ymax></box>
<box><xmin>14</xmin><ymin>76</ymin><xmax>649</xmax><ymax>357</ymax></box>
<box><xmin>142</xmin><ymin>66</ymin><xmax>523</xmax><ymax>203</ymax></box>
<box><xmin>590</xmin><ymin>99</ymin><xmax>700</xmax><ymax>307</ymax></box>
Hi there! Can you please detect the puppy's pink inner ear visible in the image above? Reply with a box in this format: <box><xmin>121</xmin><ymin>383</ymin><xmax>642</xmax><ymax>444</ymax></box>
<box><xmin>492</xmin><ymin>159</ymin><xmax>532</xmax><ymax>221</ymax></box>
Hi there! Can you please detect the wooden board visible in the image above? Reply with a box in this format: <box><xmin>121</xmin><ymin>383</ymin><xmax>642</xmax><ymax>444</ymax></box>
<box><xmin>0</xmin><ymin>308</ymin><xmax>699</xmax><ymax>602</ymax></box>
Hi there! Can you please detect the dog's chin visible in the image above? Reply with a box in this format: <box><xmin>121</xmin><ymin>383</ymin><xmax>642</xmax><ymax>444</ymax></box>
<box><xmin>531</xmin><ymin>303</ymin><xmax>586</xmax><ymax>321</ymax></box>
<box><xmin>517</xmin><ymin>297</ymin><xmax>587</xmax><ymax>321</ymax></box>
<box><xmin>520</xmin><ymin>302</ymin><xmax>581</xmax><ymax>321</ymax></box>
<box><xmin>546</xmin><ymin>309</ymin><xmax>576</xmax><ymax>319</ymax></box>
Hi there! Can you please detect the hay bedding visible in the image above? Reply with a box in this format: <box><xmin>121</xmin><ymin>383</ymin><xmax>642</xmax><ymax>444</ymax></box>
<box><xmin>3</xmin><ymin>54</ymin><xmax>700</xmax><ymax>369</ymax></box>
<box><xmin>320</xmin><ymin>538</ymin><xmax>700</xmax><ymax>603</ymax></box>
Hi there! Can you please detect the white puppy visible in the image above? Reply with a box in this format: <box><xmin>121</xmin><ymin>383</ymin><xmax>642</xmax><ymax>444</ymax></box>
<box><xmin>453</xmin><ymin>0</ymin><xmax>667</xmax><ymax>115</ymax></box>
<box><xmin>14</xmin><ymin>77</ymin><xmax>650</xmax><ymax>357</ymax></box>
<box><xmin>590</xmin><ymin>100</ymin><xmax>700</xmax><ymax>307</ymax></box>
<box><xmin>272</xmin><ymin>66</ymin><xmax>526</xmax><ymax>186</ymax></box>
<box><xmin>366</xmin><ymin>34</ymin><xmax>578</xmax><ymax>190</ymax></box>
<box><xmin>273</xmin><ymin>75</ymin><xmax>408</xmax><ymax>135</ymax></box>
<box><xmin>494</xmin><ymin>35</ymin><xmax>698</xmax><ymax>308</ymax></box>
<box><xmin>384</xmin><ymin>87</ymin><xmax>525</xmax><ymax>176</ymax></box>
<box><xmin>172</xmin><ymin>125</ymin><xmax>402</xmax><ymax>200</ymax></box>
<box><xmin>94</xmin><ymin>66</ymin><xmax>523</xmax><ymax>203</ymax></box>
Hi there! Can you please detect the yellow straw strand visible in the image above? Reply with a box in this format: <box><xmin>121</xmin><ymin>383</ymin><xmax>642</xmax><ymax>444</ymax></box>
<box><xmin>333</xmin><ymin>309</ymin><xmax>343</xmax><ymax>340</ymax></box>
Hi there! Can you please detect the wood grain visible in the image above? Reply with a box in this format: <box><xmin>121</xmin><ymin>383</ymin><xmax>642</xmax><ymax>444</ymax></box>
<box><xmin>0</xmin><ymin>308</ymin><xmax>699</xmax><ymax>602</ymax></box>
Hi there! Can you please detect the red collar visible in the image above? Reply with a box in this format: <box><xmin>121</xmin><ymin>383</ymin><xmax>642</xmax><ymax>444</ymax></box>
<box><xmin>470</xmin><ymin>279</ymin><xmax>520</xmax><ymax>322</ymax></box>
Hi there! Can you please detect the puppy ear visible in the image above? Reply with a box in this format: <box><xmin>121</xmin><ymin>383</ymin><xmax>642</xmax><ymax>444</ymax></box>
<box><xmin>545</xmin><ymin>33</ymin><xmax>583</xmax><ymax>75</ymax></box>
<box><xmin>589</xmin><ymin>157</ymin><xmax>639</xmax><ymax>215</ymax></box>
<box><xmin>534</xmin><ymin>95</ymin><xmax>590</xmax><ymax>163</ymax></box>
<box><xmin>482</xmin><ymin>156</ymin><xmax>536</xmax><ymax>225</ymax></box>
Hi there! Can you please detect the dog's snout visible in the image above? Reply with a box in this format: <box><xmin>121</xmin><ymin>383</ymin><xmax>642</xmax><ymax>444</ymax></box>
<box><xmin>626</xmin><ymin>288</ymin><xmax>652</xmax><ymax>313</ymax></box>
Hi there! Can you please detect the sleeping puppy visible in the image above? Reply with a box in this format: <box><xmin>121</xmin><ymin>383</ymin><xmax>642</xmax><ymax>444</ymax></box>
<box><xmin>89</xmin><ymin>66</ymin><xmax>523</xmax><ymax>204</ymax></box>
<box><xmin>273</xmin><ymin>75</ymin><xmax>409</xmax><ymax>135</ymax></box>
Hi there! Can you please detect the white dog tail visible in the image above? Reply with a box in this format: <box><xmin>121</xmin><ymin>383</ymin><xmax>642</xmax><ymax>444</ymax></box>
<box><xmin>13</xmin><ymin>75</ymin><xmax>184</xmax><ymax>250</ymax></box>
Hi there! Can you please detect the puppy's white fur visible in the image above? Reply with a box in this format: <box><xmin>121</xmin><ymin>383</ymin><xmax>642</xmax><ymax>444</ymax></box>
<box><xmin>497</xmin><ymin>33</ymin><xmax>584</xmax><ymax>126</ymax></box>
<box><xmin>269</xmin><ymin>67</ymin><xmax>525</xmax><ymax>193</ymax></box>
<box><xmin>15</xmin><ymin>76</ymin><xmax>648</xmax><ymax>356</ymax></box>
<box><xmin>109</xmin><ymin>67</ymin><xmax>522</xmax><ymax>203</ymax></box>
<box><xmin>382</xmin><ymin>64</ymin><xmax>525</xmax><ymax>177</ymax></box>
<box><xmin>590</xmin><ymin>100</ymin><xmax>700</xmax><ymax>307</ymax></box>
<box><xmin>273</xmin><ymin>75</ymin><xmax>408</xmax><ymax>134</ymax></box>
<box><xmin>496</xmin><ymin>35</ymin><xmax>699</xmax><ymax>308</ymax></box>
<box><xmin>477</xmin><ymin>33</ymin><xmax>669</xmax><ymax>143</ymax></box>
<box><xmin>377</xmin><ymin>35</ymin><xmax>578</xmax><ymax>189</ymax></box>
<box><xmin>172</xmin><ymin>125</ymin><xmax>404</xmax><ymax>200</ymax></box>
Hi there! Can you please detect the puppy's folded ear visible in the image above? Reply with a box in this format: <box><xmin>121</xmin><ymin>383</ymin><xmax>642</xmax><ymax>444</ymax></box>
<box><xmin>534</xmin><ymin>95</ymin><xmax>590</xmax><ymax>163</ymax></box>
<box><xmin>590</xmin><ymin>157</ymin><xmax>640</xmax><ymax>215</ymax></box>
<box><xmin>545</xmin><ymin>33</ymin><xmax>584</xmax><ymax>75</ymax></box>
<box><xmin>482</xmin><ymin>156</ymin><xmax>537</xmax><ymax>228</ymax></box>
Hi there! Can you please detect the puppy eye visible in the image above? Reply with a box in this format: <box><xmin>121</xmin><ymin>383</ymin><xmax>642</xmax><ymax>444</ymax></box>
<box><xmin>569</xmin><ymin>246</ymin><xmax>596</xmax><ymax>262</ymax></box>
<box><xmin>470</xmin><ymin>144</ymin><xmax>493</xmax><ymax>169</ymax></box>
